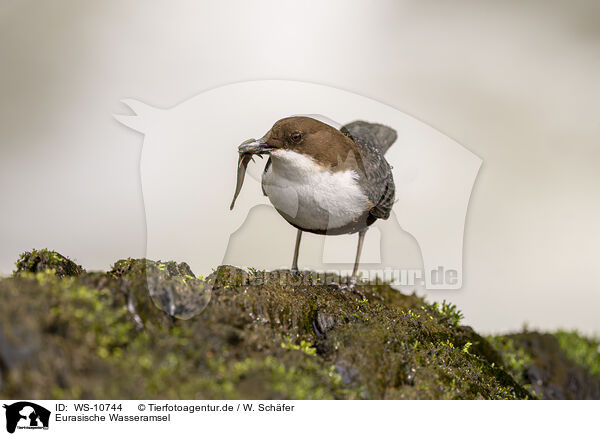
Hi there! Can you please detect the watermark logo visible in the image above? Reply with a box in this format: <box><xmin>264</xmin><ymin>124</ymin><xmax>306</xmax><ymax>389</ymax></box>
<box><xmin>3</xmin><ymin>402</ymin><xmax>50</xmax><ymax>434</ymax></box>
<box><xmin>114</xmin><ymin>80</ymin><xmax>481</xmax><ymax>316</ymax></box>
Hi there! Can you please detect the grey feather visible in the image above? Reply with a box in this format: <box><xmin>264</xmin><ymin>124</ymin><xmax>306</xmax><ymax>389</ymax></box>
<box><xmin>341</xmin><ymin>120</ymin><xmax>397</xmax><ymax>155</ymax></box>
<box><xmin>341</xmin><ymin>120</ymin><xmax>397</xmax><ymax>220</ymax></box>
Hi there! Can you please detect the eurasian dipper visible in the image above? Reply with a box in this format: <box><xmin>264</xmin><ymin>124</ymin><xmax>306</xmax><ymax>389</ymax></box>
<box><xmin>231</xmin><ymin>116</ymin><xmax>397</xmax><ymax>289</ymax></box>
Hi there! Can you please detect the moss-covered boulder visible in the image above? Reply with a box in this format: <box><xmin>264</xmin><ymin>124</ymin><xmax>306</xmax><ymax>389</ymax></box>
<box><xmin>13</xmin><ymin>249</ymin><xmax>84</xmax><ymax>278</ymax></box>
<box><xmin>108</xmin><ymin>258</ymin><xmax>212</xmax><ymax>321</ymax></box>
<box><xmin>489</xmin><ymin>331</ymin><xmax>600</xmax><ymax>399</ymax></box>
<box><xmin>0</xmin><ymin>250</ymin><xmax>597</xmax><ymax>399</ymax></box>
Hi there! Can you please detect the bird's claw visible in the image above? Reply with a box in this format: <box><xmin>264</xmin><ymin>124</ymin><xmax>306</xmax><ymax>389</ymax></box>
<box><xmin>327</xmin><ymin>280</ymin><xmax>366</xmax><ymax>299</ymax></box>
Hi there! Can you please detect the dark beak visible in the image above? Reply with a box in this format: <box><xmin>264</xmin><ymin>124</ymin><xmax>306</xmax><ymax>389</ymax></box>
<box><xmin>238</xmin><ymin>138</ymin><xmax>273</xmax><ymax>155</ymax></box>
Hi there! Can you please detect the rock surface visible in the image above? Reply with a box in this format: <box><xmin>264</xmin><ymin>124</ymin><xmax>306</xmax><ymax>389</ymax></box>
<box><xmin>1</xmin><ymin>249</ymin><xmax>598</xmax><ymax>400</ymax></box>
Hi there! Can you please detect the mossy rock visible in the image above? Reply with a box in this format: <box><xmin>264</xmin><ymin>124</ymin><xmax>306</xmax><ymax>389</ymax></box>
<box><xmin>489</xmin><ymin>331</ymin><xmax>600</xmax><ymax>399</ymax></box>
<box><xmin>0</xmin><ymin>249</ymin><xmax>594</xmax><ymax>400</ymax></box>
<box><xmin>107</xmin><ymin>258</ymin><xmax>211</xmax><ymax>321</ymax></box>
<box><xmin>13</xmin><ymin>249</ymin><xmax>84</xmax><ymax>278</ymax></box>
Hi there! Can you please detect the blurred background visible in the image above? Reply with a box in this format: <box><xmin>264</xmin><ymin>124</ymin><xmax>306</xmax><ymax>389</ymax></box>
<box><xmin>0</xmin><ymin>0</ymin><xmax>598</xmax><ymax>334</ymax></box>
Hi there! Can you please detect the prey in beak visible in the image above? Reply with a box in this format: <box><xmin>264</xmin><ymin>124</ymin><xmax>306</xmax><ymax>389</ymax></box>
<box><xmin>230</xmin><ymin>138</ymin><xmax>273</xmax><ymax>210</ymax></box>
<box><xmin>237</xmin><ymin>138</ymin><xmax>274</xmax><ymax>155</ymax></box>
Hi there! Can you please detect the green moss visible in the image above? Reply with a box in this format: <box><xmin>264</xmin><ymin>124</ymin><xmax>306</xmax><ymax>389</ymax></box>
<box><xmin>487</xmin><ymin>336</ymin><xmax>537</xmax><ymax>396</ymax></box>
<box><xmin>553</xmin><ymin>330</ymin><xmax>600</xmax><ymax>377</ymax></box>
<box><xmin>13</xmin><ymin>249</ymin><xmax>84</xmax><ymax>278</ymax></box>
<box><xmin>281</xmin><ymin>337</ymin><xmax>317</xmax><ymax>356</ymax></box>
<box><xmin>431</xmin><ymin>300</ymin><xmax>464</xmax><ymax>328</ymax></box>
<box><xmin>489</xmin><ymin>332</ymin><xmax>600</xmax><ymax>399</ymax></box>
<box><xmin>1</xmin><ymin>250</ymin><xmax>593</xmax><ymax>400</ymax></box>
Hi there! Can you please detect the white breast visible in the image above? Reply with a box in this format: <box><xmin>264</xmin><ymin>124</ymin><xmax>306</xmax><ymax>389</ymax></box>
<box><xmin>262</xmin><ymin>150</ymin><xmax>369</xmax><ymax>232</ymax></box>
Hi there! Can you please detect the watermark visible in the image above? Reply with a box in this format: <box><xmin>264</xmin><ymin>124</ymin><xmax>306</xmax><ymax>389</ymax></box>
<box><xmin>213</xmin><ymin>266</ymin><xmax>459</xmax><ymax>289</ymax></box>
<box><xmin>114</xmin><ymin>80</ymin><xmax>481</xmax><ymax>317</ymax></box>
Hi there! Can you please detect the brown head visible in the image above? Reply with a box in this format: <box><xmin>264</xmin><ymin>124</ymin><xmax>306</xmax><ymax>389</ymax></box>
<box><xmin>238</xmin><ymin>116</ymin><xmax>364</xmax><ymax>171</ymax></box>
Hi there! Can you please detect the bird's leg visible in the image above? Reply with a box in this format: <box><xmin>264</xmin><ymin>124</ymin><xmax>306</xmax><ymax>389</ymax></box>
<box><xmin>327</xmin><ymin>228</ymin><xmax>367</xmax><ymax>298</ymax></box>
<box><xmin>291</xmin><ymin>229</ymin><xmax>302</xmax><ymax>274</ymax></box>
<box><xmin>350</xmin><ymin>228</ymin><xmax>367</xmax><ymax>288</ymax></box>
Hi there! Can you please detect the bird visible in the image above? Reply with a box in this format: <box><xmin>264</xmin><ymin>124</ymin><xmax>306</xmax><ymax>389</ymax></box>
<box><xmin>233</xmin><ymin>116</ymin><xmax>397</xmax><ymax>290</ymax></box>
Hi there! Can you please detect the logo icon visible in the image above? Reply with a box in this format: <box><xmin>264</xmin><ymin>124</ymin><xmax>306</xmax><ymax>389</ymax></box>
<box><xmin>3</xmin><ymin>402</ymin><xmax>50</xmax><ymax>434</ymax></box>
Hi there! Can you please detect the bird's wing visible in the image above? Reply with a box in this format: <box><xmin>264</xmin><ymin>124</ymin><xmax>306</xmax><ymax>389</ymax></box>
<box><xmin>261</xmin><ymin>157</ymin><xmax>272</xmax><ymax>196</ymax></box>
<box><xmin>369</xmin><ymin>169</ymin><xmax>395</xmax><ymax>220</ymax></box>
<box><xmin>362</xmin><ymin>154</ymin><xmax>395</xmax><ymax>220</ymax></box>
<box><xmin>341</xmin><ymin>120</ymin><xmax>397</xmax><ymax>155</ymax></box>
<box><xmin>341</xmin><ymin>121</ymin><xmax>396</xmax><ymax>220</ymax></box>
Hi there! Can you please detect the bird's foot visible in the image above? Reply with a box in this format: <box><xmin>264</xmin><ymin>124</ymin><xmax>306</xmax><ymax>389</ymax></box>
<box><xmin>327</xmin><ymin>279</ymin><xmax>366</xmax><ymax>299</ymax></box>
<box><xmin>286</xmin><ymin>268</ymin><xmax>305</xmax><ymax>288</ymax></box>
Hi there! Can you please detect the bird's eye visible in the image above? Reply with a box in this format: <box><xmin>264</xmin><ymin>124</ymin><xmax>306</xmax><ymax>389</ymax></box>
<box><xmin>290</xmin><ymin>132</ymin><xmax>302</xmax><ymax>143</ymax></box>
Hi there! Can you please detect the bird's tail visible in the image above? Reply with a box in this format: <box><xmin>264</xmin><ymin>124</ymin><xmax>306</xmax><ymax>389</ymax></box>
<box><xmin>341</xmin><ymin>120</ymin><xmax>397</xmax><ymax>154</ymax></box>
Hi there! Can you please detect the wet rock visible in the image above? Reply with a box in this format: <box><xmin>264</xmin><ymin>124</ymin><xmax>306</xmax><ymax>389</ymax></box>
<box><xmin>313</xmin><ymin>310</ymin><xmax>337</xmax><ymax>337</ymax></box>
